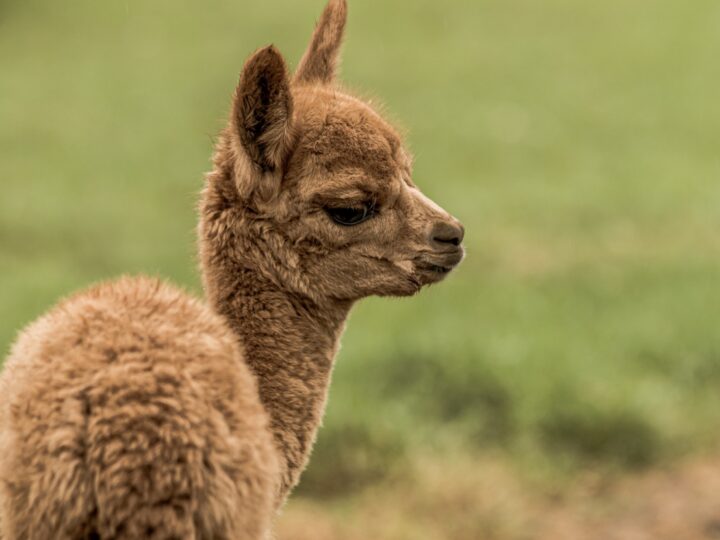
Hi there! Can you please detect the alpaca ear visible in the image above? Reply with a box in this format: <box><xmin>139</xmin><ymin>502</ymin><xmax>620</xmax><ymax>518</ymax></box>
<box><xmin>232</xmin><ymin>45</ymin><xmax>294</xmax><ymax>195</ymax></box>
<box><xmin>294</xmin><ymin>0</ymin><xmax>348</xmax><ymax>85</ymax></box>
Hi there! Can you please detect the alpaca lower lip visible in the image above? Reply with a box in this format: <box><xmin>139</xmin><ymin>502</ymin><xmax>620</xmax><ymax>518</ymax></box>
<box><xmin>416</xmin><ymin>263</ymin><xmax>454</xmax><ymax>274</ymax></box>
<box><xmin>417</xmin><ymin>247</ymin><xmax>464</xmax><ymax>274</ymax></box>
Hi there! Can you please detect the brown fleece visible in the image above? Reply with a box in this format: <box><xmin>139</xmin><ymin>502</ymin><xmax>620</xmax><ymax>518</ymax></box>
<box><xmin>0</xmin><ymin>278</ymin><xmax>278</xmax><ymax>539</ymax></box>
<box><xmin>0</xmin><ymin>1</ymin><xmax>464</xmax><ymax>538</ymax></box>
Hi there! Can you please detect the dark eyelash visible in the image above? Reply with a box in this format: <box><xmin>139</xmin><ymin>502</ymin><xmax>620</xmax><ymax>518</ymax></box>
<box><xmin>324</xmin><ymin>201</ymin><xmax>376</xmax><ymax>226</ymax></box>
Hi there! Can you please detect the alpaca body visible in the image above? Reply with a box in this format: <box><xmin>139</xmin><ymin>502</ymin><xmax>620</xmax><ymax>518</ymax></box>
<box><xmin>0</xmin><ymin>277</ymin><xmax>278</xmax><ymax>539</ymax></box>
<box><xmin>0</xmin><ymin>0</ymin><xmax>465</xmax><ymax>537</ymax></box>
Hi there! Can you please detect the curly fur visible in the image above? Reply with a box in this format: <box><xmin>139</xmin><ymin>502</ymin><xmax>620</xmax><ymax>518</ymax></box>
<box><xmin>0</xmin><ymin>1</ymin><xmax>465</xmax><ymax>538</ymax></box>
<box><xmin>0</xmin><ymin>278</ymin><xmax>277</xmax><ymax>539</ymax></box>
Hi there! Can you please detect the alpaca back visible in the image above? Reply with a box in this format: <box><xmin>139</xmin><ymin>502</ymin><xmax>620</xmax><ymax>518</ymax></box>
<box><xmin>0</xmin><ymin>276</ymin><xmax>278</xmax><ymax>539</ymax></box>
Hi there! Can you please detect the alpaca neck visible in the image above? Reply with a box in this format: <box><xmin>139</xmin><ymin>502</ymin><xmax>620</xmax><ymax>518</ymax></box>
<box><xmin>205</xmin><ymin>265</ymin><xmax>351</xmax><ymax>501</ymax></box>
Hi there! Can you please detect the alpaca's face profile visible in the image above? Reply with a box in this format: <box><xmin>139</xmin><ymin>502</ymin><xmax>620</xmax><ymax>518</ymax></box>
<box><xmin>272</xmin><ymin>87</ymin><xmax>464</xmax><ymax>299</ymax></box>
<box><xmin>205</xmin><ymin>0</ymin><xmax>464</xmax><ymax>302</ymax></box>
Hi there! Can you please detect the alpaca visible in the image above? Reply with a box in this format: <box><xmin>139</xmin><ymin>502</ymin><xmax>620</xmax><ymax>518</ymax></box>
<box><xmin>0</xmin><ymin>0</ymin><xmax>465</xmax><ymax>538</ymax></box>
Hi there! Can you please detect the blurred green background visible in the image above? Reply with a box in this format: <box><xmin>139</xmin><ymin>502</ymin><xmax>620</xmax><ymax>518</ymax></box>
<box><xmin>2</xmin><ymin>0</ymin><xmax>720</xmax><ymax>538</ymax></box>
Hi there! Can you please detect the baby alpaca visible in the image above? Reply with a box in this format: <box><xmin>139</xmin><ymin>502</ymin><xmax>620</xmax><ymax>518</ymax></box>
<box><xmin>0</xmin><ymin>0</ymin><xmax>465</xmax><ymax>538</ymax></box>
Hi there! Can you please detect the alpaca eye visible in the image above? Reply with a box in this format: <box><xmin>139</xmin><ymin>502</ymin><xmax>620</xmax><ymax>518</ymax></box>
<box><xmin>325</xmin><ymin>203</ymin><xmax>375</xmax><ymax>226</ymax></box>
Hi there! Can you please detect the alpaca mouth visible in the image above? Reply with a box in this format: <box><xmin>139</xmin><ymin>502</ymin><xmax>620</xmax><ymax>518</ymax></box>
<box><xmin>415</xmin><ymin>250</ymin><xmax>463</xmax><ymax>281</ymax></box>
<box><xmin>414</xmin><ymin>248</ymin><xmax>464</xmax><ymax>283</ymax></box>
<box><xmin>416</xmin><ymin>247</ymin><xmax>464</xmax><ymax>273</ymax></box>
<box><xmin>420</xmin><ymin>264</ymin><xmax>453</xmax><ymax>274</ymax></box>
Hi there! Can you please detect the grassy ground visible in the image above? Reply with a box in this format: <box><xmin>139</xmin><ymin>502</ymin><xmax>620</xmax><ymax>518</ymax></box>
<box><xmin>2</xmin><ymin>0</ymin><xmax>720</xmax><ymax>537</ymax></box>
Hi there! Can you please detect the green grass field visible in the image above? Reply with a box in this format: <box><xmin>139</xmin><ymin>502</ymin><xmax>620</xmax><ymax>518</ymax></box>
<box><xmin>2</xmin><ymin>0</ymin><xmax>720</xmax><ymax>537</ymax></box>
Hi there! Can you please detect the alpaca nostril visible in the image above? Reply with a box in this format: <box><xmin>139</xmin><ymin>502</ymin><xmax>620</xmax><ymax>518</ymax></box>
<box><xmin>431</xmin><ymin>221</ymin><xmax>464</xmax><ymax>247</ymax></box>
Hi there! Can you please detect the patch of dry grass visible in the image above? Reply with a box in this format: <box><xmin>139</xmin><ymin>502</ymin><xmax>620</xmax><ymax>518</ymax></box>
<box><xmin>277</xmin><ymin>452</ymin><xmax>720</xmax><ymax>540</ymax></box>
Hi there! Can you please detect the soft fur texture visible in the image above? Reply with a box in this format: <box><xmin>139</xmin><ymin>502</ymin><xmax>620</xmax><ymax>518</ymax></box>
<box><xmin>0</xmin><ymin>279</ymin><xmax>277</xmax><ymax>539</ymax></box>
<box><xmin>0</xmin><ymin>1</ymin><xmax>465</xmax><ymax>538</ymax></box>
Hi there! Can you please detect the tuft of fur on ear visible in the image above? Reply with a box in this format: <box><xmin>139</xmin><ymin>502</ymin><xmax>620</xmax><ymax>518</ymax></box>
<box><xmin>294</xmin><ymin>0</ymin><xmax>348</xmax><ymax>85</ymax></box>
<box><xmin>232</xmin><ymin>45</ymin><xmax>294</xmax><ymax>200</ymax></box>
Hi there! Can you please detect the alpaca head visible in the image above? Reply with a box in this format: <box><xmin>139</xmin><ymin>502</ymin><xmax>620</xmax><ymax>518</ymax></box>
<box><xmin>201</xmin><ymin>0</ymin><xmax>464</xmax><ymax>304</ymax></box>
